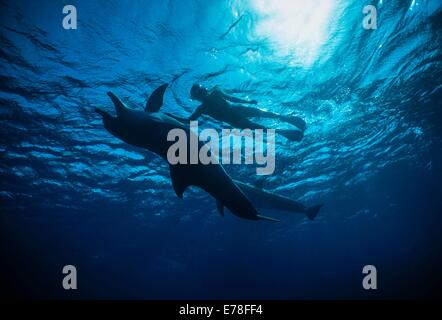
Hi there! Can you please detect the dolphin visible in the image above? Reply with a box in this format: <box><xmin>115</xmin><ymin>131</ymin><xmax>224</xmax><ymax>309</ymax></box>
<box><xmin>233</xmin><ymin>180</ymin><xmax>323</xmax><ymax>220</ymax></box>
<box><xmin>95</xmin><ymin>85</ymin><xmax>279</xmax><ymax>222</ymax></box>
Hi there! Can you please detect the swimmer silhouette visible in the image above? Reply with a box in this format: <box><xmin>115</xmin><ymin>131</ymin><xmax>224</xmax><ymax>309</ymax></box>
<box><xmin>177</xmin><ymin>84</ymin><xmax>307</xmax><ymax>142</ymax></box>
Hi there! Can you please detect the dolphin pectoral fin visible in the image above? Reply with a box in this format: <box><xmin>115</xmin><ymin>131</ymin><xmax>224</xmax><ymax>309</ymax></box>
<box><xmin>216</xmin><ymin>200</ymin><xmax>224</xmax><ymax>217</ymax></box>
<box><xmin>305</xmin><ymin>204</ymin><xmax>323</xmax><ymax>220</ymax></box>
<box><xmin>145</xmin><ymin>83</ymin><xmax>169</xmax><ymax>112</ymax></box>
<box><xmin>169</xmin><ymin>164</ymin><xmax>192</xmax><ymax>198</ymax></box>
<box><xmin>107</xmin><ymin>92</ymin><xmax>127</xmax><ymax>118</ymax></box>
<box><xmin>256</xmin><ymin>214</ymin><xmax>280</xmax><ymax>222</ymax></box>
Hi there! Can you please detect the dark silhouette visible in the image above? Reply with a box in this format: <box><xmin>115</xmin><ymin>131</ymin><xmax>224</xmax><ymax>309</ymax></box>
<box><xmin>95</xmin><ymin>85</ymin><xmax>280</xmax><ymax>222</ymax></box>
<box><xmin>181</xmin><ymin>84</ymin><xmax>307</xmax><ymax>142</ymax></box>
<box><xmin>233</xmin><ymin>180</ymin><xmax>322</xmax><ymax>220</ymax></box>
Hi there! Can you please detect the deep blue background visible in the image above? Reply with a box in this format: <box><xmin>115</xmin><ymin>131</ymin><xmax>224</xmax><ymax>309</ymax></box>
<box><xmin>1</xmin><ymin>0</ymin><xmax>441</xmax><ymax>299</ymax></box>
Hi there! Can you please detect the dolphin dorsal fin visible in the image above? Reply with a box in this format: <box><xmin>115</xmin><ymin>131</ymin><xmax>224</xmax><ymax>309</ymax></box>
<box><xmin>145</xmin><ymin>83</ymin><xmax>169</xmax><ymax>113</ymax></box>
<box><xmin>169</xmin><ymin>164</ymin><xmax>192</xmax><ymax>198</ymax></box>
<box><xmin>107</xmin><ymin>92</ymin><xmax>127</xmax><ymax>118</ymax></box>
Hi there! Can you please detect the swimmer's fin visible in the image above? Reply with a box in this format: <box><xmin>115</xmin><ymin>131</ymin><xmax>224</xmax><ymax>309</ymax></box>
<box><xmin>145</xmin><ymin>83</ymin><xmax>168</xmax><ymax>113</ymax></box>
<box><xmin>279</xmin><ymin>129</ymin><xmax>304</xmax><ymax>142</ymax></box>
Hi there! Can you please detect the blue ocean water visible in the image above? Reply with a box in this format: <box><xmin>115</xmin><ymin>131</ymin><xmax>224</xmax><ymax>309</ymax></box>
<box><xmin>1</xmin><ymin>0</ymin><xmax>441</xmax><ymax>299</ymax></box>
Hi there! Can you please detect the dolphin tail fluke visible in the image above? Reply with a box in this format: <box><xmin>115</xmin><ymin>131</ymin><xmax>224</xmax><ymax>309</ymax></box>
<box><xmin>257</xmin><ymin>214</ymin><xmax>280</xmax><ymax>222</ymax></box>
<box><xmin>306</xmin><ymin>204</ymin><xmax>323</xmax><ymax>220</ymax></box>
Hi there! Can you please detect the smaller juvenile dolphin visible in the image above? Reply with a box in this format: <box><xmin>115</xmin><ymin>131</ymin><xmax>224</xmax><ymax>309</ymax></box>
<box><xmin>233</xmin><ymin>180</ymin><xmax>323</xmax><ymax>220</ymax></box>
<box><xmin>95</xmin><ymin>85</ymin><xmax>280</xmax><ymax>222</ymax></box>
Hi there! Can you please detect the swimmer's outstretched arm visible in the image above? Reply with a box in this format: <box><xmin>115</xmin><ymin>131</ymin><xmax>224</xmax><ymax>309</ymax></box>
<box><xmin>221</xmin><ymin>92</ymin><xmax>257</xmax><ymax>105</ymax></box>
<box><xmin>189</xmin><ymin>104</ymin><xmax>206</xmax><ymax>120</ymax></box>
<box><xmin>165</xmin><ymin>104</ymin><xmax>205</xmax><ymax>123</ymax></box>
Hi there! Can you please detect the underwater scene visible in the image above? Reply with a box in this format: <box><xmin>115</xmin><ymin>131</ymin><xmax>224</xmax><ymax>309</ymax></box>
<box><xmin>1</xmin><ymin>0</ymin><xmax>442</xmax><ymax>299</ymax></box>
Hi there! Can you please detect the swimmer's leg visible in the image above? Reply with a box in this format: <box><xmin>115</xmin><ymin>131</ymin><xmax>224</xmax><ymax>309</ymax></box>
<box><xmin>230</xmin><ymin>117</ymin><xmax>266</xmax><ymax>130</ymax></box>
<box><xmin>278</xmin><ymin>129</ymin><xmax>304</xmax><ymax>142</ymax></box>
<box><xmin>282</xmin><ymin>115</ymin><xmax>306</xmax><ymax>132</ymax></box>
<box><xmin>231</xmin><ymin>118</ymin><xmax>304</xmax><ymax>142</ymax></box>
<box><xmin>236</xmin><ymin>106</ymin><xmax>280</xmax><ymax>119</ymax></box>
<box><xmin>236</xmin><ymin>106</ymin><xmax>306</xmax><ymax>131</ymax></box>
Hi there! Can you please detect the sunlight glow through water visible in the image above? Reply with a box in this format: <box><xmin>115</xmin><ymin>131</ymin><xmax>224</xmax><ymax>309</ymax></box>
<box><xmin>249</xmin><ymin>0</ymin><xmax>337</xmax><ymax>66</ymax></box>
